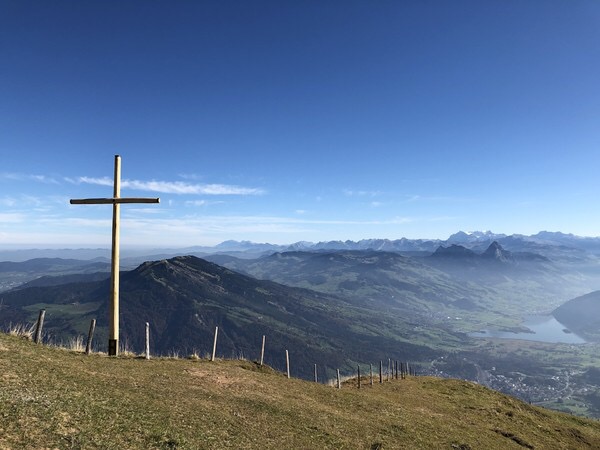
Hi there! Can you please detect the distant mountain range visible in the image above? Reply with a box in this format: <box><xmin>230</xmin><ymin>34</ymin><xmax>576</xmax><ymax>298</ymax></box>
<box><xmin>197</xmin><ymin>231</ymin><xmax>600</xmax><ymax>256</ymax></box>
<box><xmin>3</xmin><ymin>240</ymin><xmax>599</xmax><ymax>329</ymax></box>
<box><xmin>204</xmin><ymin>243</ymin><xmax>600</xmax><ymax>355</ymax></box>
<box><xmin>3</xmin><ymin>231</ymin><xmax>600</xmax><ymax>263</ymax></box>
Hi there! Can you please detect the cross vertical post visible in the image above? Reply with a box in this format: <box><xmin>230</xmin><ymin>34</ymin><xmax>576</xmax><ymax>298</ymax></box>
<box><xmin>70</xmin><ymin>155</ymin><xmax>159</xmax><ymax>356</ymax></box>
<box><xmin>110</xmin><ymin>155</ymin><xmax>121</xmax><ymax>356</ymax></box>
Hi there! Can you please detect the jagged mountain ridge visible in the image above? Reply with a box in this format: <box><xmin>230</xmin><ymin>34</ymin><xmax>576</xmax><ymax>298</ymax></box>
<box><xmin>432</xmin><ymin>241</ymin><xmax>548</xmax><ymax>264</ymax></box>
<box><xmin>426</xmin><ymin>241</ymin><xmax>562</xmax><ymax>290</ymax></box>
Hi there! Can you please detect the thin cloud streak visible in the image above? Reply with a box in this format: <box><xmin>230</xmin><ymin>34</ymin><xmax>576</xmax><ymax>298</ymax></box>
<box><xmin>184</xmin><ymin>200</ymin><xmax>225</xmax><ymax>207</ymax></box>
<box><xmin>71</xmin><ymin>177</ymin><xmax>264</xmax><ymax>195</ymax></box>
<box><xmin>123</xmin><ymin>214</ymin><xmax>413</xmax><ymax>229</ymax></box>
<box><xmin>343</xmin><ymin>189</ymin><xmax>382</xmax><ymax>197</ymax></box>
<box><xmin>0</xmin><ymin>173</ymin><xmax>59</xmax><ymax>184</ymax></box>
<box><xmin>0</xmin><ymin>197</ymin><xmax>17</xmax><ymax>207</ymax></box>
<box><xmin>0</xmin><ymin>194</ymin><xmax>58</xmax><ymax>209</ymax></box>
<box><xmin>405</xmin><ymin>194</ymin><xmax>473</xmax><ymax>203</ymax></box>
<box><xmin>0</xmin><ymin>213</ymin><xmax>26</xmax><ymax>223</ymax></box>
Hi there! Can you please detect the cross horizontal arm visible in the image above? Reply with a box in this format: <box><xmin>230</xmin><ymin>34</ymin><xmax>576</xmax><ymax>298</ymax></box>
<box><xmin>70</xmin><ymin>198</ymin><xmax>160</xmax><ymax>205</ymax></box>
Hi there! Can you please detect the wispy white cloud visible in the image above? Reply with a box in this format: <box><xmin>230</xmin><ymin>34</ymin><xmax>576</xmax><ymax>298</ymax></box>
<box><xmin>71</xmin><ymin>176</ymin><xmax>113</xmax><ymax>187</ymax></box>
<box><xmin>0</xmin><ymin>194</ymin><xmax>55</xmax><ymax>209</ymax></box>
<box><xmin>108</xmin><ymin>215</ymin><xmax>416</xmax><ymax>247</ymax></box>
<box><xmin>405</xmin><ymin>194</ymin><xmax>472</xmax><ymax>203</ymax></box>
<box><xmin>20</xmin><ymin>195</ymin><xmax>45</xmax><ymax>207</ymax></box>
<box><xmin>185</xmin><ymin>199</ymin><xmax>207</xmax><ymax>206</ymax></box>
<box><xmin>426</xmin><ymin>216</ymin><xmax>459</xmax><ymax>222</ymax></box>
<box><xmin>343</xmin><ymin>189</ymin><xmax>382</xmax><ymax>197</ymax></box>
<box><xmin>124</xmin><ymin>208</ymin><xmax>166</xmax><ymax>215</ymax></box>
<box><xmin>0</xmin><ymin>173</ymin><xmax>59</xmax><ymax>184</ymax></box>
<box><xmin>164</xmin><ymin>215</ymin><xmax>413</xmax><ymax>227</ymax></box>
<box><xmin>0</xmin><ymin>212</ymin><xmax>418</xmax><ymax>247</ymax></box>
<box><xmin>0</xmin><ymin>213</ymin><xmax>26</xmax><ymax>223</ymax></box>
<box><xmin>101</xmin><ymin>215</ymin><xmax>415</xmax><ymax>237</ymax></box>
<box><xmin>31</xmin><ymin>175</ymin><xmax>60</xmax><ymax>184</ymax></box>
<box><xmin>69</xmin><ymin>177</ymin><xmax>264</xmax><ymax>195</ymax></box>
<box><xmin>184</xmin><ymin>200</ymin><xmax>225</xmax><ymax>207</ymax></box>
<box><xmin>41</xmin><ymin>217</ymin><xmax>112</xmax><ymax>228</ymax></box>
<box><xmin>178</xmin><ymin>173</ymin><xmax>203</xmax><ymax>181</ymax></box>
<box><xmin>0</xmin><ymin>196</ymin><xmax>17</xmax><ymax>207</ymax></box>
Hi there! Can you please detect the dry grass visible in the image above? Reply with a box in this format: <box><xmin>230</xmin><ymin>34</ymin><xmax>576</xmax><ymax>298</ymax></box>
<box><xmin>7</xmin><ymin>322</ymin><xmax>35</xmax><ymax>339</ymax></box>
<box><xmin>2</xmin><ymin>331</ymin><xmax>600</xmax><ymax>449</ymax></box>
<box><xmin>64</xmin><ymin>335</ymin><xmax>85</xmax><ymax>352</ymax></box>
<box><xmin>118</xmin><ymin>339</ymin><xmax>138</xmax><ymax>357</ymax></box>
<box><xmin>187</xmin><ymin>350</ymin><xmax>201</xmax><ymax>360</ymax></box>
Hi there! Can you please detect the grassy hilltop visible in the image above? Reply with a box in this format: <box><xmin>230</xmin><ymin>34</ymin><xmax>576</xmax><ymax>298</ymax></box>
<box><xmin>2</xmin><ymin>333</ymin><xmax>600</xmax><ymax>449</ymax></box>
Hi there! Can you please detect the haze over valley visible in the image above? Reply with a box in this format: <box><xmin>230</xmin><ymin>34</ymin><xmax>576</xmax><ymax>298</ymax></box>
<box><xmin>4</xmin><ymin>230</ymin><xmax>600</xmax><ymax>417</ymax></box>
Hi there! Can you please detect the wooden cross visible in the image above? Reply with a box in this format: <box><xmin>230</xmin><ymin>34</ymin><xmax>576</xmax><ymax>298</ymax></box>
<box><xmin>70</xmin><ymin>155</ymin><xmax>159</xmax><ymax>355</ymax></box>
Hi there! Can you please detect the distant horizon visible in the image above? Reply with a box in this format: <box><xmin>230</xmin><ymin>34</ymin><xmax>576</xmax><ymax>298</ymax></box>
<box><xmin>0</xmin><ymin>229</ymin><xmax>598</xmax><ymax>251</ymax></box>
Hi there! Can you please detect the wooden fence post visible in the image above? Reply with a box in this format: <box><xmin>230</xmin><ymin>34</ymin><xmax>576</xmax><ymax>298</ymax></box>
<box><xmin>358</xmin><ymin>365</ymin><xmax>361</xmax><ymax>389</ymax></box>
<box><xmin>379</xmin><ymin>360</ymin><xmax>383</xmax><ymax>383</ymax></box>
<box><xmin>370</xmin><ymin>363</ymin><xmax>373</xmax><ymax>386</ymax></box>
<box><xmin>260</xmin><ymin>335</ymin><xmax>266</xmax><ymax>366</ymax></box>
<box><xmin>34</xmin><ymin>309</ymin><xmax>45</xmax><ymax>344</ymax></box>
<box><xmin>387</xmin><ymin>358</ymin><xmax>391</xmax><ymax>382</ymax></box>
<box><xmin>395</xmin><ymin>360</ymin><xmax>398</xmax><ymax>379</ymax></box>
<box><xmin>285</xmin><ymin>350</ymin><xmax>290</xmax><ymax>378</ymax></box>
<box><xmin>145</xmin><ymin>322</ymin><xmax>150</xmax><ymax>360</ymax></box>
<box><xmin>314</xmin><ymin>364</ymin><xmax>318</xmax><ymax>383</ymax></box>
<box><xmin>211</xmin><ymin>326</ymin><xmax>218</xmax><ymax>362</ymax></box>
<box><xmin>337</xmin><ymin>369</ymin><xmax>341</xmax><ymax>389</ymax></box>
<box><xmin>85</xmin><ymin>319</ymin><xmax>96</xmax><ymax>355</ymax></box>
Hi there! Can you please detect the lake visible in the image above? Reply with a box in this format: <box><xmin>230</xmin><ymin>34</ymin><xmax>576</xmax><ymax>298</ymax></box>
<box><xmin>470</xmin><ymin>315</ymin><xmax>587</xmax><ymax>344</ymax></box>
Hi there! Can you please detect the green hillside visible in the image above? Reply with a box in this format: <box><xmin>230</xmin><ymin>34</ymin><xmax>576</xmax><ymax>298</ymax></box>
<box><xmin>553</xmin><ymin>290</ymin><xmax>600</xmax><ymax>341</ymax></box>
<box><xmin>0</xmin><ymin>256</ymin><xmax>453</xmax><ymax>380</ymax></box>
<box><xmin>2</xmin><ymin>332</ymin><xmax>600</xmax><ymax>449</ymax></box>
<box><xmin>207</xmin><ymin>249</ymin><xmax>593</xmax><ymax>332</ymax></box>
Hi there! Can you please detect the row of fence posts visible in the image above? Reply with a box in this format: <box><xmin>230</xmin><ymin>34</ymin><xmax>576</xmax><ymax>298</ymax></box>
<box><xmin>332</xmin><ymin>360</ymin><xmax>416</xmax><ymax>390</ymax></box>
<box><xmin>31</xmin><ymin>312</ymin><xmax>418</xmax><ymax>385</ymax></box>
<box><xmin>30</xmin><ymin>310</ymin><xmax>134</xmax><ymax>357</ymax></box>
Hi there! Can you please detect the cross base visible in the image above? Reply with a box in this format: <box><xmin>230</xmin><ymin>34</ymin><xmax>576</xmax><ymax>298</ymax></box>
<box><xmin>108</xmin><ymin>339</ymin><xmax>118</xmax><ymax>356</ymax></box>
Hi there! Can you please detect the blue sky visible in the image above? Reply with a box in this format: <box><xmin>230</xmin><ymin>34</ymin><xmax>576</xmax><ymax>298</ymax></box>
<box><xmin>1</xmin><ymin>1</ymin><xmax>600</xmax><ymax>248</ymax></box>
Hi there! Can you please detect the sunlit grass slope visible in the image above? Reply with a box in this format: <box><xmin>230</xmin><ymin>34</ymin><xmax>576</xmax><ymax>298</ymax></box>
<box><xmin>1</xmin><ymin>332</ymin><xmax>599</xmax><ymax>449</ymax></box>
